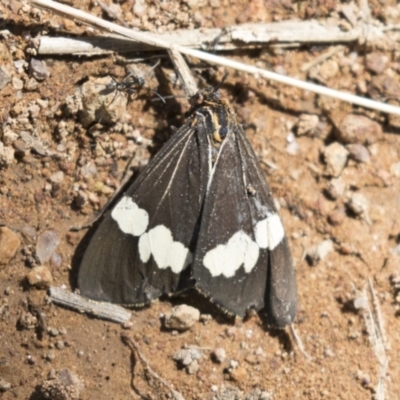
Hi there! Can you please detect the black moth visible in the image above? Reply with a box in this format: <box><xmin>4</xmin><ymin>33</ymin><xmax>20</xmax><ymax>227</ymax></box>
<box><xmin>78</xmin><ymin>87</ymin><xmax>297</xmax><ymax>327</ymax></box>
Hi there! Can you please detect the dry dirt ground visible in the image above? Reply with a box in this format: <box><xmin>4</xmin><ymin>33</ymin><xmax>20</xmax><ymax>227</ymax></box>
<box><xmin>2</xmin><ymin>1</ymin><xmax>400</xmax><ymax>399</ymax></box>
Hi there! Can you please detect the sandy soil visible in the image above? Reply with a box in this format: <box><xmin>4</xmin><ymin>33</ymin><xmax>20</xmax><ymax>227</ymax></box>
<box><xmin>1</xmin><ymin>1</ymin><xmax>400</xmax><ymax>399</ymax></box>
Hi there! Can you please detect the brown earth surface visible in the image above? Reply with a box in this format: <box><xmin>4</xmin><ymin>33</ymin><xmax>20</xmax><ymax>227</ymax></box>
<box><xmin>1</xmin><ymin>1</ymin><xmax>400</xmax><ymax>399</ymax></box>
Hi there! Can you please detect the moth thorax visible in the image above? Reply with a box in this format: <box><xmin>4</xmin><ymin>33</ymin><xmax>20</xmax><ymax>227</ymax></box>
<box><xmin>212</xmin><ymin>125</ymin><xmax>228</xmax><ymax>143</ymax></box>
<box><xmin>205</xmin><ymin>106</ymin><xmax>231</xmax><ymax>145</ymax></box>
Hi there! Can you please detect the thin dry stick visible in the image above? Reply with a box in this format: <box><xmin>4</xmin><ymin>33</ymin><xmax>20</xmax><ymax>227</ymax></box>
<box><xmin>353</xmin><ymin>283</ymin><xmax>388</xmax><ymax>400</ymax></box>
<box><xmin>49</xmin><ymin>286</ymin><xmax>132</xmax><ymax>323</ymax></box>
<box><xmin>368</xmin><ymin>280</ymin><xmax>389</xmax><ymax>400</ymax></box>
<box><xmin>301</xmin><ymin>45</ymin><xmax>345</xmax><ymax>72</ymax></box>
<box><xmin>30</xmin><ymin>0</ymin><xmax>400</xmax><ymax>116</ymax></box>
<box><xmin>368</xmin><ymin>279</ymin><xmax>387</xmax><ymax>347</ymax></box>
<box><xmin>122</xmin><ymin>335</ymin><xmax>185</xmax><ymax>400</ymax></box>
<box><xmin>167</xmin><ymin>48</ymin><xmax>198</xmax><ymax>97</ymax></box>
<box><xmin>36</xmin><ymin>19</ymin><xmax>396</xmax><ymax>55</ymax></box>
<box><xmin>95</xmin><ymin>0</ymin><xmax>127</xmax><ymax>27</ymax></box>
<box><xmin>289</xmin><ymin>323</ymin><xmax>312</xmax><ymax>362</ymax></box>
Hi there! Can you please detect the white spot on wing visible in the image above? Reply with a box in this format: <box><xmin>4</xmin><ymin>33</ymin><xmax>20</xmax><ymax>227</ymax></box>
<box><xmin>171</xmin><ymin>241</ymin><xmax>192</xmax><ymax>273</ymax></box>
<box><xmin>138</xmin><ymin>232</ymin><xmax>151</xmax><ymax>263</ymax></box>
<box><xmin>138</xmin><ymin>225</ymin><xmax>192</xmax><ymax>273</ymax></box>
<box><xmin>203</xmin><ymin>231</ymin><xmax>259</xmax><ymax>278</ymax></box>
<box><xmin>149</xmin><ymin>225</ymin><xmax>173</xmax><ymax>268</ymax></box>
<box><xmin>111</xmin><ymin>196</ymin><xmax>149</xmax><ymax>236</ymax></box>
<box><xmin>255</xmin><ymin>213</ymin><xmax>285</xmax><ymax>250</ymax></box>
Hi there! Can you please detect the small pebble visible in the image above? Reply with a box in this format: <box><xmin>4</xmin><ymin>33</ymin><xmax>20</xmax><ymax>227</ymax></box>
<box><xmin>18</xmin><ymin>311</ymin><xmax>38</xmax><ymax>330</ymax></box>
<box><xmin>45</xmin><ymin>351</ymin><xmax>56</xmax><ymax>361</ymax></box>
<box><xmin>39</xmin><ymin>369</ymin><xmax>84</xmax><ymax>400</ymax></box>
<box><xmin>50</xmin><ymin>253</ymin><xmax>62</xmax><ymax>268</ymax></box>
<box><xmin>228</xmin><ymin>365</ymin><xmax>248</xmax><ymax>383</ymax></box>
<box><xmin>59</xmin><ymin>327</ymin><xmax>67</xmax><ymax>335</ymax></box>
<box><xmin>50</xmin><ymin>171</ymin><xmax>64</xmax><ymax>184</ymax></box>
<box><xmin>13</xmin><ymin>140</ymin><xmax>27</xmax><ymax>157</ymax></box>
<box><xmin>286</xmin><ymin>140</ymin><xmax>299</xmax><ymax>155</ymax></box>
<box><xmin>347</xmin><ymin>192</ymin><xmax>369</xmax><ymax>216</ymax></box>
<box><xmin>328</xmin><ymin>207</ymin><xmax>346</xmax><ymax>226</ymax></box>
<box><xmin>78</xmin><ymin>77</ymin><xmax>128</xmax><ymax>127</ymax></box>
<box><xmin>353</xmin><ymin>295</ymin><xmax>369</xmax><ymax>310</ymax></box>
<box><xmin>245</xmin><ymin>354</ymin><xmax>259</xmax><ymax>365</ymax></box>
<box><xmin>186</xmin><ymin>360</ymin><xmax>199</xmax><ymax>375</ymax></box>
<box><xmin>323</xmin><ymin>347</ymin><xmax>335</xmax><ymax>358</ymax></box>
<box><xmin>0</xmin><ymin>226</ymin><xmax>21</xmax><ymax>265</ymax></box>
<box><xmin>12</xmin><ymin>76</ymin><xmax>23</xmax><ymax>90</ymax></box>
<box><xmin>319</xmin><ymin>60</ymin><xmax>339</xmax><ymax>80</ymax></box>
<box><xmin>0</xmin><ymin>142</ymin><xmax>15</xmax><ymax>167</ymax></box>
<box><xmin>335</xmin><ymin>114</ymin><xmax>382</xmax><ymax>145</ymax></box>
<box><xmin>122</xmin><ymin>321</ymin><xmax>133</xmax><ymax>329</ymax></box>
<box><xmin>355</xmin><ymin>370</ymin><xmax>371</xmax><ymax>387</ymax></box>
<box><xmin>27</xmin><ymin>355</ymin><xmax>37</xmax><ymax>365</ymax></box>
<box><xmin>346</xmin><ymin>144</ymin><xmax>370</xmax><ymax>163</ymax></box>
<box><xmin>55</xmin><ymin>341</ymin><xmax>65</xmax><ymax>350</ymax></box>
<box><xmin>322</xmin><ymin>142</ymin><xmax>349</xmax><ymax>177</ymax></box>
<box><xmin>28</xmin><ymin>290</ymin><xmax>46</xmax><ymax>308</ymax></box>
<box><xmin>80</xmin><ymin>162</ymin><xmax>97</xmax><ymax>179</ymax></box>
<box><xmin>326</xmin><ymin>177</ymin><xmax>346</xmax><ymax>200</ymax></box>
<box><xmin>75</xmin><ymin>191</ymin><xmax>88</xmax><ymax>208</ymax></box>
<box><xmin>307</xmin><ymin>240</ymin><xmax>334</xmax><ymax>266</ymax></box>
<box><xmin>29</xmin><ymin>58</ymin><xmax>50</xmax><ymax>80</ymax></box>
<box><xmin>48</xmin><ymin>327</ymin><xmax>59</xmax><ymax>337</ymax></box>
<box><xmin>365</xmin><ymin>52</ymin><xmax>388</xmax><ymax>74</ymax></box>
<box><xmin>199</xmin><ymin>314</ymin><xmax>212</xmax><ymax>324</ymax></box>
<box><xmin>133</xmin><ymin>0</ymin><xmax>147</xmax><ymax>16</ymax></box>
<box><xmin>25</xmin><ymin>77</ymin><xmax>39</xmax><ymax>90</ymax></box>
<box><xmin>173</xmin><ymin>348</ymin><xmax>203</xmax><ymax>374</ymax></box>
<box><xmin>0</xmin><ymin>67</ymin><xmax>11</xmax><ymax>90</ymax></box>
<box><xmin>225</xmin><ymin>327</ymin><xmax>236</xmax><ymax>337</ymax></box>
<box><xmin>163</xmin><ymin>305</ymin><xmax>200</xmax><ymax>331</ymax></box>
<box><xmin>36</xmin><ymin>230</ymin><xmax>60</xmax><ymax>264</ymax></box>
<box><xmin>26</xmin><ymin>266</ymin><xmax>53</xmax><ymax>289</ymax></box>
<box><xmin>211</xmin><ymin>348</ymin><xmax>226</xmax><ymax>363</ymax></box>
<box><xmin>88</xmin><ymin>192</ymin><xmax>100</xmax><ymax>204</ymax></box>
<box><xmin>0</xmin><ymin>378</ymin><xmax>11</xmax><ymax>392</ymax></box>
<box><xmin>66</xmin><ymin>232</ymin><xmax>80</xmax><ymax>246</ymax></box>
<box><xmin>296</xmin><ymin>114</ymin><xmax>319</xmax><ymax>136</ymax></box>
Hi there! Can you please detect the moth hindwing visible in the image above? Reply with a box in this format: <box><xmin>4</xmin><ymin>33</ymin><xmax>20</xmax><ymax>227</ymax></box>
<box><xmin>78</xmin><ymin>88</ymin><xmax>297</xmax><ymax>327</ymax></box>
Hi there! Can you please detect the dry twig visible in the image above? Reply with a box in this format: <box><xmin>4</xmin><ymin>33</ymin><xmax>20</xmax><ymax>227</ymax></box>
<box><xmin>353</xmin><ymin>281</ymin><xmax>389</xmax><ymax>400</ymax></box>
<box><xmin>122</xmin><ymin>334</ymin><xmax>185</xmax><ymax>400</ymax></box>
<box><xmin>48</xmin><ymin>286</ymin><xmax>132</xmax><ymax>324</ymax></box>
<box><xmin>30</xmin><ymin>0</ymin><xmax>400</xmax><ymax>116</ymax></box>
<box><xmin>35</xmin><ymin>20</ymin><xmax>392</xmax><ymax>55</ymax></box>
<box><xmin>289</xmin><ymin>324</ymin><xmax>312</xmax><ymax>362</ymax></box>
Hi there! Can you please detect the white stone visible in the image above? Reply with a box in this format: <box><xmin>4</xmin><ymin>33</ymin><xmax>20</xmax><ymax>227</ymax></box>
<box><xmin>111</xmin><ymin>196</ymin><xmax>149</xmax><ymax>236</ymax></box>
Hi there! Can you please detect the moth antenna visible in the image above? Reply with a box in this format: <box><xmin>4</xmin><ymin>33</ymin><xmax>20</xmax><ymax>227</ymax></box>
<box><xmin>213</xmin><ymin>71</ymin><xmax>229</xmax><ymax>93</ymax></box>
<box><xmin>146</xmin><ymin>59</ymin><xmax>161</xmax><ymax>77</ymax></box>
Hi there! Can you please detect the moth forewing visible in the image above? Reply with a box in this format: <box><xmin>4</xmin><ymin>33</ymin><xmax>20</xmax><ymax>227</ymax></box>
<box><xmin>78</xmin><ymin>119</ymin><xmax>210</xmax><ymax>305</ymax></box>
<box><xmin>265</xmin><ymin>236</ymin><xmax>297</xmax><ymax>327</ymax></box>
<box><xmin>192</xmin><ymin>117</ymin><xmax>296</xmax><ymax>324</ymax></box>
<box><xmin>236</xmin><ymin>126</ymin><xmax>297</xmax><ymax>325</ymax></box>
